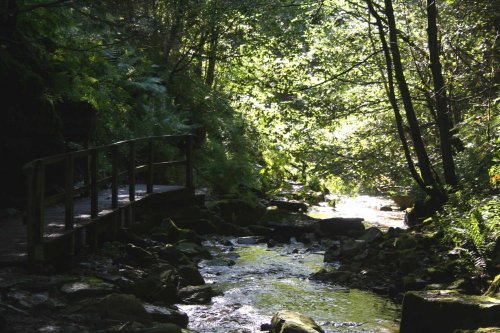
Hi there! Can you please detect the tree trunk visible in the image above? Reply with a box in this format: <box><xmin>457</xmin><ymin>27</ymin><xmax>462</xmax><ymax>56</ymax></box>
<box><xmin>383</xmin><ymin>0</ymin><xmax>446</xmax><ymax>201</ymax></box>
<box><xmin>426</xmin><ymin>0</ymin><xmax>458</xmax><ymax>186</ymax></box>
<box><xmin>366</xmin><ymin>0</ymin><xmax>426</xmax><ymax>191</ymax></box>
<box><xmin>205</xmin><ymin>25</ymin><xmax>220</xmax><ymax>87</ymax></box>
<box><xmin>2</xmin><ymin>0</ymin><xmax>18</xmax><ymax>37</ymax></box>
<box><xmin>165</xmin><ymin>0</ymin><xmax>186</xmax><ymax>63</ymax></box>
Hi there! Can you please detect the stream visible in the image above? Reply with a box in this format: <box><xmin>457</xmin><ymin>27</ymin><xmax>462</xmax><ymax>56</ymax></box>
<box><xmin>178</xmin><ymin>196</ymin><xmax>404</xmax><ymax>333</ymax></box>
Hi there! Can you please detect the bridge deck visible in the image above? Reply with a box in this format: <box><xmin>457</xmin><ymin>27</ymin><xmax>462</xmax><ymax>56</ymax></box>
<box><xmin>0</xmin><ymin>184</ymin><xmax>187</xmax><ymax>265</ymax></box>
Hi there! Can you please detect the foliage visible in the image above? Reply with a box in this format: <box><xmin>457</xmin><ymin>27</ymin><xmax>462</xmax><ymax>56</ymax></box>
<box><xmin>1</xmin><ymin>0</ymin><xmax>497</xmax><ymax>212</ymax></box>
<box><xmin>436</xmin><ymin>191</ymin><xmax>500</xmax><ymax>275</ymax></box>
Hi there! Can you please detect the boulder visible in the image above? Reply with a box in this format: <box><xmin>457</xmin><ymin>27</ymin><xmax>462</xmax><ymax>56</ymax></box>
<box><xmin>156</xmin><ymin>218</ymin><xmax>202</xmax><ymax>245</ymax></box>
<box><xmin>130</xmin><ymin>268</ymin><xmax>179</xmax><ymax>304</ymax></box>
<box><xmin>400</xmin><ymin>290</ymin><xmax>500</xmax><ymax>333</ymax></box>
<box><xmin>175</xmin><ymin>242</ymin><xmax>212</xmax><ymax>261</ymax></box>
<box><xmin>125</xmin><ymin>243</ymin><xmax>156</xmax><ymax>266</ymax></box>
<box><xmin>209</xmin><ymin>198</ymin><xmax>266</xmax><ymax>226</ymax></box>
<box><xmin>270</xmin><ymin>310</ymin><xmax>325</xmax><ymax>333</ymax></box>
<box><xmin>265</xmin><ymin>219</ymin><xmax>318</xmax><ymax>240</ymax></box>
<box><xmin>317</xmin><ymin>218</ymin><xmax>365</xmax><ymax>237</ymax></box>
<box><xmin>269</xmin><ymin>199</ymin><xmax>309</xmax><ymax>212</ymax></box>
<box><xmin>324</xmin><ymin>239</ymin><xmax>366</xmax><ymax>262</ymax></box>
<box><xmin>394</xmin><ymin>236</ymin><xmax>418</xmax><ymax>250</ymax></box>
<box><xmin>178</xmin><ymin>285</ymin><xmax>213</xmax><ymax>304</ymax></box>
<box><xmin>158</xmin><ymin>245</ymin><xmax>192</xmax><ymax>266</ymax></box>
<box><xmin>97</xmin><ymin>293</ymin><xmax>151</xmax><ymax>324</ymax></box>
<box><xmin>177</xmin><ymin>264</ymin><xmax>205</xmax><ymax>286</ymax></box>
<box><xmin>484</xmin><ymin>275</ymin><xmax>500</xmax><ymax>298</ymax></box>
<box><xmin>358</xmin><ymin>227</ymin><xmax>384</xmax><ymax>243</ymax></box>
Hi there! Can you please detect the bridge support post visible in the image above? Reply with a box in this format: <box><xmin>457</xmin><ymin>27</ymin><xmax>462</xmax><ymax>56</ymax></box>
<box><xmin>129</xmin><ymin>141</ymin><xmax>136</xmax><ymax>202</ymax></box>
<box><xmin>111</xmin><ymin>145</ymin><xmax>118</xmax><ymax>209</ymax></box>
<box><xmin>185</xmin><ymin>135</ymin><xmax>194</xmax><ymax>189</ymax></box>
<box><xmin>65</xmin><ymin>154</ymin><xmax>75</xmax><ymax>230</ymax></box>
<box><xmin>90</xmin><ymin>149</ymin><xmax>98</xmax><ymax>218</ymax></box>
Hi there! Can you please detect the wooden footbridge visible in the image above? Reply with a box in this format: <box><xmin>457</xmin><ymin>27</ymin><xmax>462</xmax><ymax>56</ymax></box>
<box><xmin>0</xmin><ymin>134</ymin><xmax>200</xmax><ymax>266</ymax></box>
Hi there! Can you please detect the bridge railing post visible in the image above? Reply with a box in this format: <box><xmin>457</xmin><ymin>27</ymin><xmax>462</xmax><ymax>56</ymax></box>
<box><xmin>25</xmin><ymin>164</ymin><xmax>36</xmax><ymax>262</ymax></box>
<box><xmin>64</xmin><ymin>154</ymin><xmax>75</xmax><ymax>229</ymax></box>
<box><xmin>129</xmin><ymin>141</ymin><xmax>136</xmax><ymax>202</ymax></box>
<box><xmin>31</xmin><ymin>160</ymin><xmax>46</xmax><ymax>261</ymax></box>
<box><xmin>147</xmin><ymin>139</ymin><xmax>154</xmax><ymax>194</ymax></box>
<box><xmin>90</xmin><ymin>149</ymin><xmax>98</xmax><ymax>218</ymax></box>
<box><xmin>111</xmin><ymin>145</ymin><xmax>118</xmax><ymax>209</ymax></box>
<box><xmin>185</xmin><ymin>135</ymin><xmax>194</xmax><ymax>189</ymax></box>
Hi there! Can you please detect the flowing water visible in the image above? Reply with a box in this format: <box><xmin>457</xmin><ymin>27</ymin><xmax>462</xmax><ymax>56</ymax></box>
<box><xmin>178</xmin><ymin>196</ymin><xmax>404</xmax><ymax>333</ymax></box>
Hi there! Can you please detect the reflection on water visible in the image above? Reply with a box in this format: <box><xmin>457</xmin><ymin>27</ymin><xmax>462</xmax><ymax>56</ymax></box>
<box><xmin>178</xmin><ymin>241</ymin><xmax>400</xmax><ymax>333</ymax></box>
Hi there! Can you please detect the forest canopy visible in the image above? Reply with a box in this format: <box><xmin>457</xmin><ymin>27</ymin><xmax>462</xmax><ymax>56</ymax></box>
<box><xmin>1</xmin><ymin>0</ymin><xmax>498</xmax><ymax>204</ymax></box>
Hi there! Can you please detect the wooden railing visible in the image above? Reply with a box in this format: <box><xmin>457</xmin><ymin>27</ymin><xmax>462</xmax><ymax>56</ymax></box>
<box><xmin>23</xmin><ymin>134</ymin><xmax>194</xmax><ymax>259</ymax></box>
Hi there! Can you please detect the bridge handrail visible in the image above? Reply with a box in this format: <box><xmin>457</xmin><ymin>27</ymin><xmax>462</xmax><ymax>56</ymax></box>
<box><xmin>23</xmin><ymin>134</ymin><xmax>194</xmax><ymax>260</ymax></box>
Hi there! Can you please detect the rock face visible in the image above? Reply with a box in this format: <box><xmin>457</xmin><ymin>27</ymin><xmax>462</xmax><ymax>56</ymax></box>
<box><xmin>270</xmin><ymin>310</ymin><xmax>325</xmax><ymax>333</ymax></box>
<box><xmin>400</xmin><ymin>290</ymin><xmax>500</xmax><ymax>333</ymax></box>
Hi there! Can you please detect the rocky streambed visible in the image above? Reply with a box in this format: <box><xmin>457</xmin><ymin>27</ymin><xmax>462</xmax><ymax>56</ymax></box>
<box><xmin>0</xmin><ymin>195</ymin><xmax>498</xmax><ymax>332</ymax></box>
<box><xmin>178</xmin><ymin>236</ymin><xmax>400</xmax><ymax>332</ymax></box>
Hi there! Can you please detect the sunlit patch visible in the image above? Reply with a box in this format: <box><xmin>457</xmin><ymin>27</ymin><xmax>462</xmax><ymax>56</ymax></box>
<box><xmin>308</xmin><ymin>195</ymin><xmax>406</xmax><ymax>230</ymax></box>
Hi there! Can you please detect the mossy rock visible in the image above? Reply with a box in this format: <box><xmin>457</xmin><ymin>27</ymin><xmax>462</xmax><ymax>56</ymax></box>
<box><xmin>484</xmin><ymin>275</ymin><xmax>500</xmax><ymax>298</ymax></box>
<box><xmin>400</xmin><ymin>290</ymin><xmax>500</xmax><ymax>333</ymax></box>
<box><xmin>98</xmin><ymin>293</ymin><xmax>151</xmax><ymax>324</ymax></box>
<box><xmin>271</xmin><ymin>310</ymin><xmax>325</xmax><ymax>333</ymax></box>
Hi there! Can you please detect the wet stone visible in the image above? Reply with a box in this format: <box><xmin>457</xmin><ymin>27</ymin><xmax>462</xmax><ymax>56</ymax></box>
<box><xmin>178</xmin><ymin>285</ymin><xmax>213</xmax><ymax>304</ymax></box>
<box><xmin>237</xmin><ymin>236</ymin><xmax>264</xmax><ymax>245</ymax></box>
<box><xmin>60</xmin><ymin>278</ymin><xmax>115</xmax><ymax>300</ymax></box>
<box><xmin>144</xmin><ymin>303</ymin><xmax>189</xmax><ymax>327</ymax></box>
<box><xmin>270</xmin><ymin>310</ymin><xmax>325</xmax><ymax>333</ymax></box>
<box><xmin>175</xmin><ymin>242</ymin><xmax>212</xmax><ymax>261</ymax></box>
